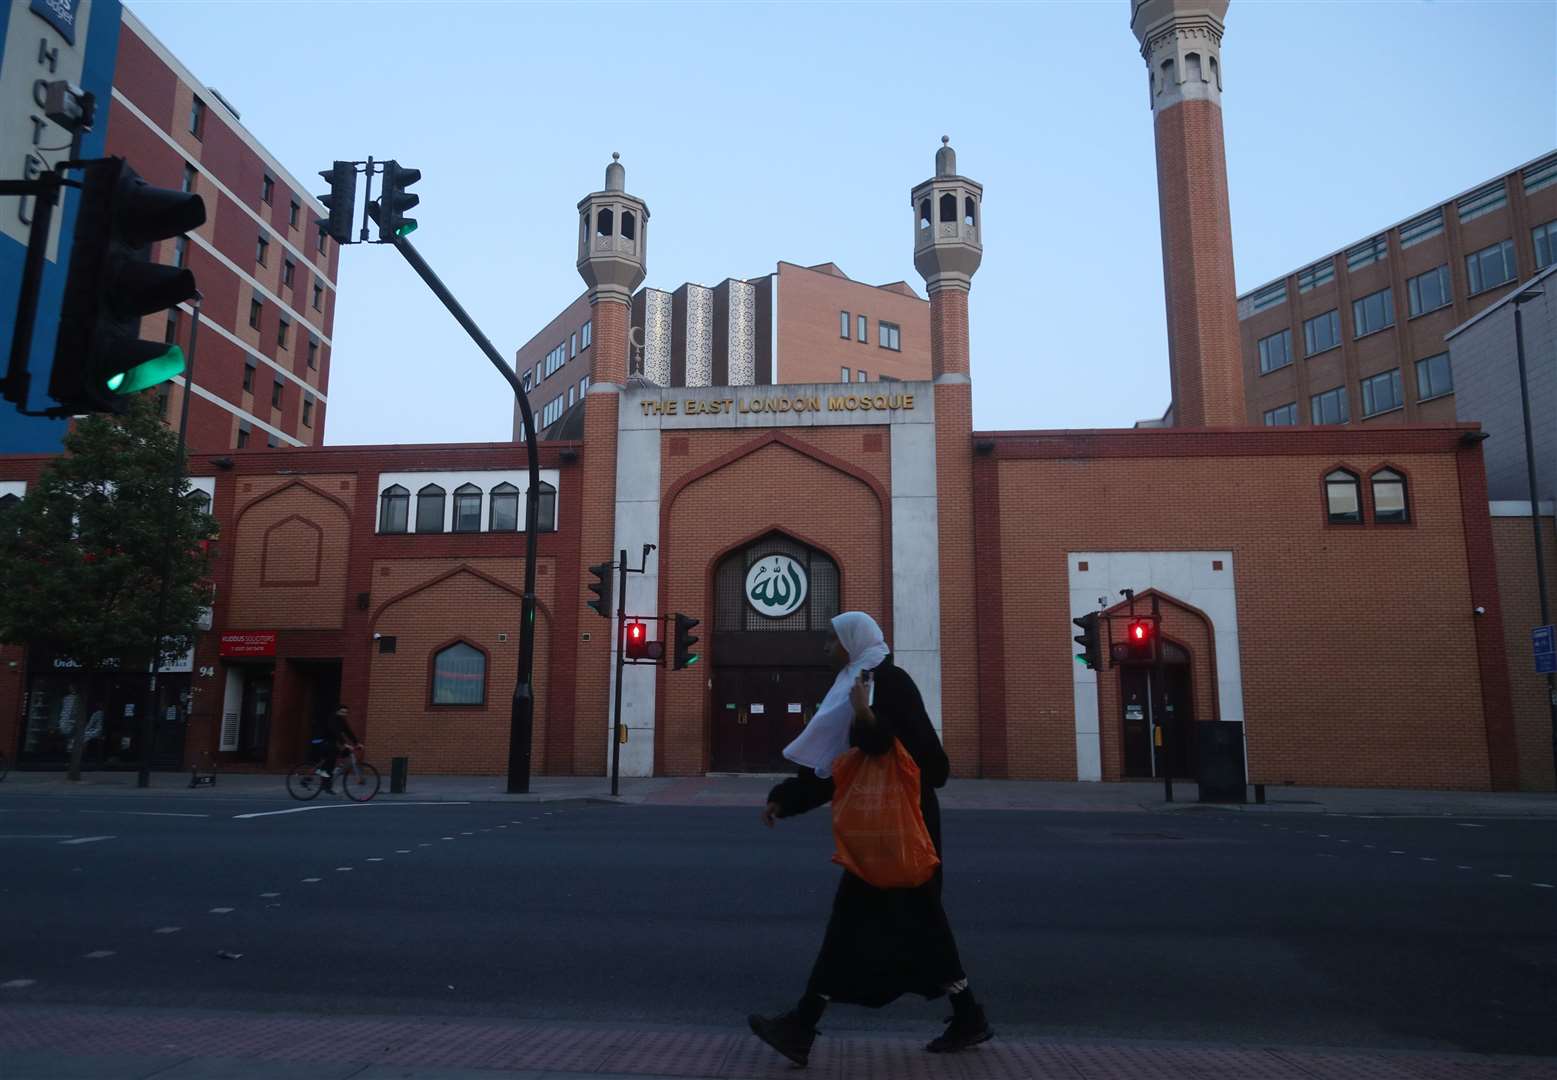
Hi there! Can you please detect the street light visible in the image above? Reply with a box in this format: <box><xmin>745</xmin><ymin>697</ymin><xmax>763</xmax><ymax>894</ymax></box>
<box><xmin>1512</xmin><ymin>286</ymin><xmax>1555</xmax><ymax>790</ymax></box>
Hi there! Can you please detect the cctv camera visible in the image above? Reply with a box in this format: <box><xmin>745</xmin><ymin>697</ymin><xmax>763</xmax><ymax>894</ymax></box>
<box><xmin>1473</xmin><ymin>606</ymin><xmax>1486</xmax><ymax>617</ymax></box>
<box><xmin>372</xmin><ymin>632</ymin><xmax>382</xmax><ymax>640</ymax></box>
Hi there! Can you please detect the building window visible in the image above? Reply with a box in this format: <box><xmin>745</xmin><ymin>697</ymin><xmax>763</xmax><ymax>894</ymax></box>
<box><xmin>1263</xmin><ymin>403</ymin><xmax>1297</xmax><ymax>426</ymax></box>
<box><xmin>1303</xmin><ymin>310</ymin><xmax>1341</xmax><ymax>356</ymax></box>
<box><xmin>242</xmin><ymin>362</ymin><xmax>255</xmax><ymax>394</ymax></box>
<box><xmin>522</xmin><ymin>371</ymin><xmax>533</xmax><ymax>392</ymax></box>
<box><xmin>489</xmin><ymin>483</ymin><xmax>519</xmax><ymax>532</ymax></box>
<box><xmin>312</xmin><ymin>281</ymin><xmax>324</xmax><ymax>311</ymax></box>
<box><xmin>317</xmin><ymin>231</ymin><xmax>327</xmax><ymax>255</ymax></box>
<box><xmin>271</xmin><ymin>378</ymin><xmax>284</xmax><ymax>409</ymax></box>
<box><xmin>918</xmin><ymin>199</ymin><xmax>931</xmax><ymax>230</ymax></box>
<box><xmin>855</xmin><ymin>369</ymin><xmax>866</xmax><ymax>382</ymax></box>
<box><xmin>452</xmin><ymin>483</ymin><xmax>482</xmax><ymax>533</ymax></box>
<box><xmin>249</xmin><ymin>298</ymin><xmax>263</xmax><ymax>330</ymax></box>
<box><xmin>579</xmin><ymin>374</ymin><xmax>590</xmax><ymax>396</ymax></box>
<box><xmin>261</xmin><ymin>175</ymin><xmax>273</xmax><ymax>204</ymax></box>
<box><xmin>1526</xmin><ymin>154</ymin><xmax>1557</xmax><ymax>194</ymax></box>
<box><xmin>289</xmin><ymin>199</ymin><xmax>300</xmax><ymax>228</ymax></box>
<box><xmin>189</xmin><ymin>97</ymin><xmax>205</xmax><ymax>138</ymax></box>
<box><xmin>545</xmin><ymin>343</ymin><xmax>567</xmax><ymax>378</ymax></box>
<box><xmin>1257</xmin><ymin>328</ymin><xmax>1293</xmax><ymax>374</ymax></box>
<box><xmin>307</xmin><ymin>339</ymin><xmax>319</xmax><ymax>370</ymax></box>
<box><xmin>181</xmin><ymin>164</ymin><xmax>197</xmax><ymax>194</ymax></box>
<box><xmin>1371</xmin><ymin>468</ymin><xmax>1409</xmax><ymax>524</ymax></box>
<box><xmin>580</xmin><ymin>320</ymin><xmax>592</xmax><ymax>350</ymax></box>
<box><xmin>165</xmin><ymin>311</ymin><xmax>179</xmax><ymax>346</ymax></box>
<box><xmin>282</xmin><ymin>259</ymin><xmax>295</xmax><ymax>287</ymax></box>
<box><xmin>156</xmin><ymin>384</ymin><xmax>171</xmax><ymax>420</ymax></box>
<box><xmin>1346</xmin><ymin>235</ymin><xmax>1388</xmax><ymax>271</ymax></box>
<box><xmin>1360</xmin><ymin>368</ymin><xmax>1403</xmax><ymax>417</ymax></box>
<box><xmin>1407</xmin><ymin>265</ymin><xmax>1452</xmax><ymax>318</ymax></box>
<box><xmin>277</xmin><ymin>318</ymin><xmax>290</xmax><ymax>349</ymax></box>
<box><xmin>1416</xmin><ymin>352</ymin><xmax>1454</xmax><ymax>401</ymax></box>
<box><xmin>1532</xmin><ymin>220</ymin><xmax>1557</xmax><ymax>271</ymax></box>
<box><xmin>1325</xmin><ymin>470</ymin><xmax>1362</xmax><ymax>524</ymax></box>
<box><xmin>1457</xmin><ymin>180</ymin><xmax>1508</xmax><ymax>224</ymax></box>
<box><xmin>415</xmin><ymin>484</ymin><xmax>446</xmax><ymax>533</ymax></box>
<box><xmin>840</xmin><ymin>311</ymin><xmax>850</xmax><ymax>339</ymax></box>
<box><xmin>1311</xmin><ymin>385</ymin><xmax>1350</xmax><ymax>425</ymax></box>
<box><xmin>878</xmin><ymin>321</ymin><xmax>901</xmax><ymax>351</ymax></box>
<box><xmin>379</xmin><ymin>484</ymin><xmax>409</xmax><ymax>533</ymax></box>
<box><xmin>1399</xmin><ymin>208</ymin><xmax>1445</xmax><ymax>248</ymax></box>
<box><xmin>1466</xmin><ymin>239</ymin><xmax>1517</xmax><ymax>296</ymax></box>
<box><xmin>1297</xmin><ymin>259</ymin><xmax>1335</xmax><ymax>292</ymax></box>
<box><xmin>174</xmin><ymin>235</ymin><xmax>188</xmax><ymax>268</ymax></box>
<box><xmin>856</xmin><ymin>314</ymin><xmax>867</xmax><ymax>343</ymax></box>
<box><xmin>570</xmin><ymin>331</ymin><xmax>578</xmax><ymax>358</ymax></box>
<box><xmin>1352</xmin><ymin>287</ymin><xmax>1395</xmax><ymax>338</ymax></box>
<box><xmin>431</xmin><ymin>642</ymin><xmax>486</xmax><ymax>706</ymax></box>
<box><xmin>302</xmin><ymin>396</ymin><xmax>314</xmax><ymax>427</ymax></box>
<box><xmin>840</xmin><ymin>366</ymin><xmax>850</xmax><ymax>383</ymax></box>
<box><xmin>532</xmin><ymin>481</ymin><xmax>557</xmax><ymax>532</ymax></box>
<box><xmin>236</xmin><ymin>421</ymin><xmax>251</xmax><ymax>449</ymax></box>
<box><xmin>1249</xmin><ymin>281</ymin><xmax>1287</xmax><ymax>313</ymax></box>
<box><xmin>568</xmin><ymin>385</ymin><xmax>576</xmax><ymax>408</ymax></box>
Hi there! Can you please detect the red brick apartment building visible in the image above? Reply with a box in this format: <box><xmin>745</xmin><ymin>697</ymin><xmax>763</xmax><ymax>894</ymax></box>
<box><xmin>0</xmin><ymin>1</ymin><xmax>1539</xmax><ymax>790</ymax></box>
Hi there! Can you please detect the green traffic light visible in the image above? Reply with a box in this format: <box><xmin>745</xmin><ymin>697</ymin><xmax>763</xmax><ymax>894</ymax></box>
<box><xmin>686</xmin><ymin>655</ymin><xmax>700</xmax><ymax>667</ymax></box>
<box><xmin>108</xmin><ymin>346</ymin><xmax>186</xmax><ymax>395</ymax></box>
<box><xmin>394</xmin><ymin>222</ymin><xmax>417</xmax><ymax>237</ymax></box>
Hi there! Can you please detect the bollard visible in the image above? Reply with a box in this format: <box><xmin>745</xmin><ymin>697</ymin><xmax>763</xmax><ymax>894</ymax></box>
<box><xmin>1253</xmin><ymin>783</ymin><xmax>1266</xmax><ymax>804</ymax></box>
<box><xmin>390</xmin><ymin>756</ymin><xmax>409</xmax><ymax>794</ymax></box>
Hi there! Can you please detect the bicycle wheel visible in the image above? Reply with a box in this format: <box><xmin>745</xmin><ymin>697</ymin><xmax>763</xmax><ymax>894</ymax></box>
<box><xmin>286</xmin><ymin>764</ymin><xmax>324</xmax><ymax>801</ymax></box>
<box><xmin>340</xmin><ymin>762</ymin><xmax>380</xmax><ymax>802</ymax></box>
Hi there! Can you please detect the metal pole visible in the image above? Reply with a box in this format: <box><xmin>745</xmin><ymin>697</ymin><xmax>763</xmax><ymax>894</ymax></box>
<box><xmin>1513</xmin><ymin>300</ymin><xmax>1557</xmax><ymax>788</ymax></box>
<box><xmin>0</xmin><ymin>172</ymin><xmax>62</xmax><ymax>406</ymax></box>
<box><xmin>611</xmin><ymin>549</ymin><xmax>628</xmax><ymax>797</ymax></box>
<box><xmin>1154</xmin><ymin>594</ymin><xmax>1172</xmax><ymax>803</ymax></box>
<box><xmin>139</xmin><ymin>293</ymin><xmax>202</xmax><ymax>788</ymax></box>
<box><xmin>387</xmin><ymin>234</ymin><xmax>541</xmax><ymax>794</ymax></box>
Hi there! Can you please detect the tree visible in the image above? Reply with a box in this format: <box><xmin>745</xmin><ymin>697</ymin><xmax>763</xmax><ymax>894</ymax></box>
<box><xmin>0</xmin><ymin>398</ymin><xmax>214</xmax><ymax>779</ymax></box>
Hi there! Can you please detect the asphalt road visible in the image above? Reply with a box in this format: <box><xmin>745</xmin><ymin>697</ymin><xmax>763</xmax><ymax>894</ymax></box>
<box><xmin>1</xmin><ymin>788</ymin><xmax>1554</xmax><ymax>1056</ymax></box>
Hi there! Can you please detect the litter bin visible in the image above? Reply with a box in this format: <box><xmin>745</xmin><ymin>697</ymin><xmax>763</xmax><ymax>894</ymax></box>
<box><xmin>390</xmin><ymin>756</ymin><xmax>409</xmax><ymax>794</ymax></box>
<box><xmin>1196</xmin><ymin>721</ymin><xmax>1246</xmax><ymax>803</ymax></box>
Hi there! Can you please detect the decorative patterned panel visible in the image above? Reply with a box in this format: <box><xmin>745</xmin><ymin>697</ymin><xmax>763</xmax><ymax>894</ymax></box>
<box><xmin>643</xmin><ymin>289</ymin><xmax>673</xmax><ymax>386</ymax></box>
<box><xmin>684</xmin><ymin>285</ymin><xmax>713</xmax><ymax>388</ymax></box>
<box><xmin>726</xmin><ymin>280</ymin><xmax>756</xmax><ymax>386</ymax></box>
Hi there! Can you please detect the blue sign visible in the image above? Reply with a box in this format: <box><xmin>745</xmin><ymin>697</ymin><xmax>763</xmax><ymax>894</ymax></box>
<box><xmin>31</xmin><ymin>0</ymin><xmax>83</xmax><ymax>46</ymax></box>
<box><xmin>1535</xmin><ymin>625</ymin><xmax>1556</xmax><ymax>675</ymax></box>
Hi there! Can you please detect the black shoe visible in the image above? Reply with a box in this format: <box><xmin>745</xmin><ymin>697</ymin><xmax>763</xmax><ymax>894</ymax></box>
<box><xmin>748</xmin><ymin>1011</ymin><xmax>816</xmax><ymax>1068</ymax></box>
<box><xmin>926</xmin><ymin>1006</ymin><xmax>993</xmax><ymax>1053</ymax></box>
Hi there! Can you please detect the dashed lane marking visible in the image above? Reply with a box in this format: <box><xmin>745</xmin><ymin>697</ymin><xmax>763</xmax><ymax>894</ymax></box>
<box><xmin>461</xmin><ymin>831</ymin><xmax>474</xmax><ymax>836</ymax></box>
<box><xmin>0</xmin><ymin>835</ymin><xmax>75</xmax><ymax>840</ymax></box>
<box><xmin>1495</xmin><ymin>874</ymin><xmax>1514</xmax><ymax>879</ymax></box>
<box><xmin>84</xmin><ymin>951</ymin><xmax>114</xmax><ymax>959</ymax></box>
<box><xmin>79</xmin><ymin>810</ymin><xmax>209</xmax><ymax>818</ymax></box>
<box><xmin>335</xmin><ymin>867</ymin><xmax>352</xmax><ymax>872</ymax></box>
<box><xmin>366</xmin><ymin>857</ymin><xmax>383</xmax><ymax>862</ymax></box>
<box><xmin>209</xmin><ymin>908</ymin><xmax>234</xmax><ymax>915</ymax></box>
<box><xmin>441</xmin><ymin>837</ymin><xmax>454</xmax><ymax>841</ymax></box>
<box><xmin>1455</xmin><ymin>823</ymin><xmax>1486</xmax><ymax>828</ymax></box>
<box><xmin>2</xmin><ymin>980</ymin><xmax>35</xmax><ymax>989</ymax></box>
<box><xmin>1534</xmin><ymin>883</ymin><xmax>1554</xmax><ymax>889</ymax></box>
<box><xmin>301</xmin><ymin>878</ymin><xmax>321</xmax><ymax>884</ymax></box>
<box><xmin>60</xmin><ymin>835</ymin><xmax>114</xmax><ymax>845</ymax></box>
<box><xmin>395</xmin><ymin>849</ymin><xmax>411</xmax><ymax>854</ymax></box>
<box><xmin>260</xmin><ymin>892</ymin><xmax>280</xmax><ymax>898</ymax></box>
<box><xmin>233</xmin><ymin>802</ymin><xmax>470</xmax><ymax>820</ymax></box>
<box><xmin>153</xmin><ymin>927</ymin><xmax>181</xmax><ymax>935</ymax></box>
<box><xmin>1457</xmin><ymin>865</ymin><xmax>1473</xmax><ymax>870</ymax></box>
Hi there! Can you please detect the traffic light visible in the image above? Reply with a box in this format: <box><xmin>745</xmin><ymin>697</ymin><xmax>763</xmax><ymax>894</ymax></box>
<box><xmin>1126</xmin><ymin>618</ymin><xmax>1156</xmax><ymax>662</ymax></box>
<box><xmin>49</xmin><ymin>157</ymin><xmax>205</xmax><ymax>414</ymax></box>
<box><xmin>316</xmin><ymin>160</ymin><xmax>356</xmax><ymax>245</ymax></box>
<box><xmin>1072</xmin><ymin>612</ymin><xmax>1102</xmax><ymax>670</ymax></box>
<box><xmin>625</xmin><ymin>620</ymin><xmax>650</xmax><ymax>661</ymax></box>
<box><xmin>587</xmin><ymin>562</ymin><xmax>613</xmax><ymax>619</ymax></box>
<box><xmin>378</xmin><ymin>160</ymin><xmax>421</xmax><ymax>239</ymax></box>
<box><xmin>673</xmin><ymin>613</ymin><xmax>700</xmax><ymax>671</ymax></box>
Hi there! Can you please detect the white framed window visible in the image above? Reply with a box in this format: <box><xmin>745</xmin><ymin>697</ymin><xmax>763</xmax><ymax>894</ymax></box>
<box><xmin>1466</xmin><ymin>239</ymin><xmax>1517</xmax><ymax>296</ymax></box>
<box><xmin>1360</xmin><ymin>369</ymin><xmax>1403</xmax><ymax>417</ymax></box>
<box><xmin>1351</xmin><ymin>287</ymin><xmax>1394</xmax><ymax>338</ymax></box>
<box><xmin>1258</xmin><ymin>328</ymin><xmax>1293</xmax><ymax>374</ymax></box>
<box><xmin>1303</xmin><ymin>310</ymin><xmax>1341</xmax><ymax>356</ymax></box>
<box><xmin>1415</xmin><ymin>353</ymin><xmax>1453</xmax><ymax>401</ymax></box>
<box><xmin>1407</xmin><ymin>265</ymin><xmax>1452</xmax><ymax>317</ymax></box>
<box><xmin>840</xmin><ymin>311</ymin><xmax>850</xmax><ymax>339</ymax></box>
<box><xmin>1311</xmin><ymin>386</ymin><xmax>1349</xmax><ymax>425</ymax></box>
<box><xmin>1263</xmin><ymin>403</ymin><xmax>1296</xmax><ymax>426</ymax></box>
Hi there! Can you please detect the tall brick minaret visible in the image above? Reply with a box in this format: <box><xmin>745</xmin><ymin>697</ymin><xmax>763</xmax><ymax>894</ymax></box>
<box><xmin>1131</xmin><ymin>0</ymin><xmax>1244</xmax><ymax>427</ymax></box>
<box><xmin>573</xmin><ymin>154</ymin><xmax>647</xmax><ymax>774</ymax></box>
<box><xmin>912</xmin><ymin>138</ymin><xmax>982</xmax><ymax>774</ymax></box>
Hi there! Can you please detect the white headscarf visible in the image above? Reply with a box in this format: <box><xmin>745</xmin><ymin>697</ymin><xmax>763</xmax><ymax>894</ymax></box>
<box><xmin>782</xmin><ymin>611</ymin><xmax>891</xmax><ymax>778</ymax></box>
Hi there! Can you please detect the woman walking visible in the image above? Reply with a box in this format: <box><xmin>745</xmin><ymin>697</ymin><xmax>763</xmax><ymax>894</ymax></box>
<box><xmin>749</xmin><ymin>611</ymin><xmax>992</xmax><ymax>1067</ymax></box>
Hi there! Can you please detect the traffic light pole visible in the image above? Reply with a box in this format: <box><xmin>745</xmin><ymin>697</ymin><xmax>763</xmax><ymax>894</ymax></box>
<box><xmin>1513</xmin><ymin>299</ymin><xmax>1557</xmax><ymax>790</ymax></box>
<box><xmin>139</xmin><ymin>293</ymin><xmax>203</xmax><ymax>788</ymax></box>
<box><xmin>612</xmin><ymin>549</ymin><xmax>629</xmax><ymax>797</ymax></box>
<box><xmin>1</xmin><ymin>165</ymin><xmax>83</xmax><ymax>414</ymax></box>
<box><xmin>386</xmin><ymin>233</ymin><xmax>542</xmax><ymax>794</ymax></box>
<box><xmin>1153</xmin><ymin>594</ymin><xmax>1171</xmax><ymax>803</ymax></box>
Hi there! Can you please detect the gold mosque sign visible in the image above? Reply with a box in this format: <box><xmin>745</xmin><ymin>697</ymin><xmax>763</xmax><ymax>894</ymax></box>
<box><xmin>639</xmin><ymin>391</ymin><xmax>917</xmax><ymax>418</ymax></box>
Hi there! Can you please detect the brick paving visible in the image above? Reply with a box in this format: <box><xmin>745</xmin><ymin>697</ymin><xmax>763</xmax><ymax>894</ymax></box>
<box><xmin>2</xmin><ymin>1007</ymin><xmax>1555</xmax><ymax>1080</ymax></box>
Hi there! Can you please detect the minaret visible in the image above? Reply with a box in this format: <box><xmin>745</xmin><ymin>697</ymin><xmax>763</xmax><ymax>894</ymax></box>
<box><xmin>1131</xmin><ymin>0</ymin><xmax>1245</xmax><ymax>426</ymax></box>
<box><xmin>912</xmin><ymin>137</ymin><xmax>982</xmax><ymax>775</ymax></box>
<box><xmin>572</xmin><ymin>153</ymin><xmax>647</xmax><ymax>775</ymax></box>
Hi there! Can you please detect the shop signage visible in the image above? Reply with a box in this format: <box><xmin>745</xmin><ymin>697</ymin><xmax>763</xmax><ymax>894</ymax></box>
<box><xmin>640</xmin><ymin>391</ymin><xmax>916</xmax><ymax>419</ymax></box>
<box><xmin>1534</xmin><ymin>625</ymin><xmax>1555</xmax><ymax>675</ymax></box>
<box><xmin>220</xmin><ymin>631</ymin><xmax>276</xmax><ymax>657</ymax></box>
<box><xmin>746</xmin><ymin>555</ymin><xmax>807</xmax><ymax>618</ymax></box>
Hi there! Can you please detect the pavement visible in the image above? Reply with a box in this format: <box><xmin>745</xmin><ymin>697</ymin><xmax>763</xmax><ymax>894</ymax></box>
<box><xmin>5</xmin><ymin>766</ymin><xmax>1557</xmax><ymax>818</ymax></box>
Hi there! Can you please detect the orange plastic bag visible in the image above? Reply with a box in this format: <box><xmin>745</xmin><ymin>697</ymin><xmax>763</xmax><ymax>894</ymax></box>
<box><xmin>829</xmin><ymin>741</ymin><xmax>941</xmax><ymax>889</ymax></box>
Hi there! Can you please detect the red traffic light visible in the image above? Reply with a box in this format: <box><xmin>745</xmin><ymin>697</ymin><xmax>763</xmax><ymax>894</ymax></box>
<box><xmin>1126</xmin><ymin>618</ymin><xmax>1156</xmax><ymax>661</ymax></box>
<box><xmin>627</xmin><ymin>621</ymin><xmax>645</xmax><ymax>643</ymax></box>
<box><xmin>625</xmin><ymin>619</ymin><xmax>655</xmax><ymax>661</ymax></box>
<box><xmin>1130</xmin><ymin>620</ymin><xmax>1149</xmax><ymax>642</ymax></box>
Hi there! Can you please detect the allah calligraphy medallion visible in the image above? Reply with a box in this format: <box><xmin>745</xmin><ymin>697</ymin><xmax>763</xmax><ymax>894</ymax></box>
<box><xmin>745</xmin><ymin>555</ymin><xmax>808</xmax><ymax>619</ymax></box>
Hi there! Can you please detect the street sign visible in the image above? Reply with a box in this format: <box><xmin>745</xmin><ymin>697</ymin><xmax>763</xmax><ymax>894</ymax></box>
<box><xmin>1534</xmin><ymin>624</ymin><xmax>1555</xmax><ymax>675</ymax></box>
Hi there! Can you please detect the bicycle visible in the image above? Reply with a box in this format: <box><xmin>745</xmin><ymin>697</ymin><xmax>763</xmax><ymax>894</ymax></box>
<box><xmin>286</xmin><ymin>745</ymin><xmax>380</xmax><ymax>802</ymax></box>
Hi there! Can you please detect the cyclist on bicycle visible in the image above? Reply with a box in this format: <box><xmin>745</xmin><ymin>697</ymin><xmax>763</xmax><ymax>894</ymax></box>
<box><xmin>312</xmin><ymin>705</ymin><xmax>361</xmax><ymax>792</ymax></box>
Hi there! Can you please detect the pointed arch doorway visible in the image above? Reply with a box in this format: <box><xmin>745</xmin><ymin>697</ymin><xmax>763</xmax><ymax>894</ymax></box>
<box><xmin>709</xmin><ymin>534</ymin><xmax>840</xmax><ymax>773</ymax></box>
<box><xmin>1117</xmin><ymin>639</ymin><xmax>1198</xmax><ymax>780</ymax></box>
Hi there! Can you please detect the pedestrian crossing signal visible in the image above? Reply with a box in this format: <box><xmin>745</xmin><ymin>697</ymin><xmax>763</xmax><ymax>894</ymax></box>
<box><xmin>625</xmin><ymin>620</ymin><xmax>652</xmax><ymax>661</ymax></box>
<box><xmin>673</xmin><ymin>613</ymin><xmax>700</xmax><ymax>670</ymax></box>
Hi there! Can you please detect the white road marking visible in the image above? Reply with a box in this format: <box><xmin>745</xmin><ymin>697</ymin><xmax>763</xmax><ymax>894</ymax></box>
<box><xmin>1389</xmin><ymin>850</ymin><xmax>1405</xmax><ymax>855</ymax></box>
<box><xmin>1319</xmin><ymin>834</ymin><xmax>1330</xmax><ymax>838</ymax></box>
<box><xmin>84</xmin><ymin>951</ymin><xmax>115</xmax><ymax>959</ymax></box>
<box><xmin>1338</xmin><ymin>839</ymin><xmax>1351</xmax><ymax>844</ymax></box>
<box><xmin>233</xmin><ymin>802</ymin><xmax>470</xmax><ymax>819</ymax></box>
<box><xmin>460</xmin><ymin>831</ymin><xmax>474</xmax><ymax>836</ymax></box>
<box><xmin>301</xmin><ymin>878</ymin><xmax>321</xmax><ymax>883</ymax></box>
<box><xmin>2</xmin><ymin>980</ymin><xmax>35</xmax><ymax>989</ymax></box>
<box><xmin>366</xmin><ymin>857</ymin><xmax>383</xmax><ymax>862</ymax></box>
<box><xmin>1419</xmin><ymin>857</ymin><xmax>1437</xmax><ymax>862</ymax></box>
<box><xmin>153</xmin><ymin>927</ymin><xmax>181</xmax><ymax>935</ymax></box>
<box><xmin>260</xmin><ymin>892</ymin><xmax>280</xmax><ymax>898</ymax></box>
<box><xmin>60</xmin><ymin>835</ymin><xmax>114</xmax><ymax>845</ymax></box>
<box><xmin>79</xmin><ymin>810</ymin><xmax>209</xmax><ymax>818</ymax></box>
<box><xmin>1457</xmin><ymin>865</ymin><xmax>1473</xmax><ymax>870</ymax></box>
<box><xmin>418</xmin><ymin>842</ymin><xmax>431</xmax><ymax>847</ymax></box>
<box><xmin>441</xmin><ymin>836</ymin><xmax>454</xmax><ymax>841</ymax></box>
<box><xmin>335</xmin><ymin>866</ymin><xmax>352</xmax><ymax>872</ymax></box>
<box><xmin>1495</xmin><ymin>874</ymin><xmax>1514</xmax><ymax>879</ymax></box>
<box><xmin>0</xmin><ymin>834</ymin><xmax>75</xmax><ymax>840</ymax></box>
<box><xmin>1364</xmin><ymin>844</ymin><xmax>1376</xmax><ymax>849</ymax></box>
<box><xmin>395</xmin><ymin>849</ymin><xmax>411</xmax><ymax>854</ymax></box>
<box><xmin>497</xmin><ymin>826</ymin><xmax>508</xmax><ymax>829</ymax></box>
<box><xmin>1455</xmin><ymin>823</ymin><xmax>1486</xmax><ymax>829</ymax></box>
<box><xmin>1534</xmin><ymin>883</ymin><xmax>1554</xmax><ymax>889</ymax></box>
<box><xmin>209</xmin><ymin>908</ymin><xmax>234</xmax><ymax>915</ymax></box>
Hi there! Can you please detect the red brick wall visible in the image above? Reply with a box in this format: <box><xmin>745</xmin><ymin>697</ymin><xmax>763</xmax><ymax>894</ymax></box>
<box><xmin>935</xmin><ymin>381</ymin><xmax>980</xmax><ymax>775</ymax></box>
<box><xmin>227</xmin><ymin>477</ymin><xmax>355</xmax><ymax>629</ymax></box>
<box><xmin>773</xmin><ymin>263</ymin><xmax>931</xmax><ymax>385</ymax></box>
<box><xmin>929</xmin><ymin>290</ymin><xmax>969</xmax><ymax>379</ymax></box>
<box><xmin>1492</xmin><ymin>514</ymin><xmax>1557</xmax><ymax>791</ymax></box>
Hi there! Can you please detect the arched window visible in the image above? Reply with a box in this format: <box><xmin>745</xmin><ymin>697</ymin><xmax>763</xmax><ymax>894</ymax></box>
<box><xmin>1371</xmin><ymin>469</ymin><xmax>1409</xmax><ymax>524</ymax></box>
<box><xmin>964</xmin><ymin>196</ymin><xmax>977</xmax><ymax>228</ymax></box>
<box><xmin>489</xmin><ymin>482</ymin><xmax>519</xmax><ymax>532</ymax></box>
<box><xmin>430</xmin><ymin>641</ymin><xmax>486</xmax><ymax>706</ymax></box>
<box><xmin>452</xmin><ymin>483</ymin><xmax>482</xmax><ymax>533</ymax></box>
<box><xmin>1185</xmin><ymin>52</ymin><xmax>1203</xmax><ymax>82</ymax></box>
<box><xmin>596</xmin><ymin>208</ymin><xmax>614</xmax><ymax>237</ymax></box>
<box><xmin>1209</xmin><ymin>54</ymin><xmax>1220</xmax><ymax>89</ymax></box>
<box><xmin>1324</xmin><ymin>469</ymin><xmax>1362</xmax><ymax>524</ymax></box>
<box><xmin>415</xmin><ymin>484</ymin><xmax>445</xmax><ymax>533</ymax></box>
<box><xmin>939</xmin><ymin>193</ymin><xmax>957</xmax><ymax>224</ymax></box>
<box><xmin>620</xmin><ymin>210</ymin><xmax>636</xmax><ymax>241</ymax></box>
<box><xmin>379</xmin><ymin>484</ymin><xmax>409</xmax><ymax>534</ymax></box>
<box><xmin>918</xmin><ymin>199</ymin><xmax>931</xmax><ymax>230</ymax></box>
<box><xmin>528</xmin><ymin>481</ymin><xmax>557</xmax><ymax>533</ymax></box>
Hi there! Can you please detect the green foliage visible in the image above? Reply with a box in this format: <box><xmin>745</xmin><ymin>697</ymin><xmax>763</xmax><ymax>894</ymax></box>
<box><xmin>0</xmin><ymin>397</ymin><xmax>215</xmax><ymax>672</ymax></box>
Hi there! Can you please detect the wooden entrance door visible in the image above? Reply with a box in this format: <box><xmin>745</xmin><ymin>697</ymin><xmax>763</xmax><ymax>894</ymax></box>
<box><xmin>711</xmin><ymin>667</ymin><xmax>833</xmax><ymax>772</ymax></box>
<box><xmin>1119</xmin><ymin>662</ymin><xmax>1196</xmax><ymax>779</ymax></box>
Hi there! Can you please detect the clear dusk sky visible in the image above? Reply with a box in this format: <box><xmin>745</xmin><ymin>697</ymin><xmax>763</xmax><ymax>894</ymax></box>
<box><xmin>126</xmin><ymin>0</ymin><xmax>1557</xmax><ymax>445</ymax></box>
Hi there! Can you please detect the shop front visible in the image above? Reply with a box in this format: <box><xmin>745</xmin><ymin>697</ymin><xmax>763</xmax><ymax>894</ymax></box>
<box><xmin>18</xmin><ymin>650</ymin><xmax>191</xmax><ymax>769</ymax></box>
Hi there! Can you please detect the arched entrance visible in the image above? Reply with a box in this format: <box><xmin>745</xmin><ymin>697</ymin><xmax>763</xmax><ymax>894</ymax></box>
<box><xmin>1117</xmin><ymin>639</ymin><xmax>1198</xmax><ymax>780</ymax></box>
<box><xmin>709</xmin><ymin>534</ymin><xmax>840</xmax><ymax>772</ymax></box>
